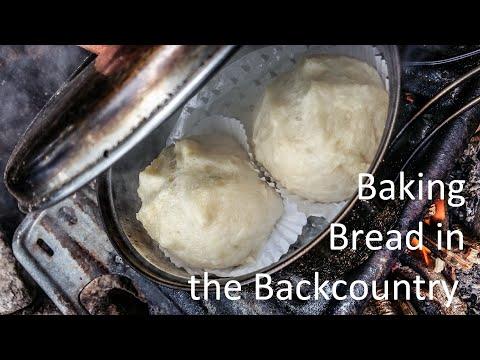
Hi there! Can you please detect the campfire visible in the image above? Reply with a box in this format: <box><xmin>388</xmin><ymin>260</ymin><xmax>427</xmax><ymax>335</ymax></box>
<box><xmin>364</xmin><ymin>127</ymin><xmax>480</xmax><ymax>315</ymax></box>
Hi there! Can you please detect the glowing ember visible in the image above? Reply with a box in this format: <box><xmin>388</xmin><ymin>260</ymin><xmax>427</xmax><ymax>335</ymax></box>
<box><xmin>424</xmin><ymin>199</ymin><xmax>446</xmax><ymax>225</ymax></box>
<box><xmin>411</xmin><ymin>236</ymin><xmax>433</xmax><ymax>267</ymax></box>
<box><xmin>431</xmin><ymin>199</ymin><xmax>446</xmax><ymax>222</ymax></box>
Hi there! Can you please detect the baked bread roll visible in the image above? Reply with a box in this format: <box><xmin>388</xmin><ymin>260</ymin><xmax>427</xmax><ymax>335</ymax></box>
<box><xmin>137</xmin><ymin>134</ymin><xmax>283</xmax><ymax>269</ymax></box>
<box><xmin>252</xmin><ymin>55</ymin><xmax>388</xmax><ymax>202</ymax></box>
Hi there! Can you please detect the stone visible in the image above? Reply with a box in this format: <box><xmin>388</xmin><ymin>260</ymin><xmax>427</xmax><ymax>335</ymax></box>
<box><xmin>16</xmin><ymin>296</ymin><xmax>62</xmax><ymax>315</ymax></box>
<box><xmin>0</xmin><ymin>231</ymin><xmax>33</xmax><ymax>314</ymax></box>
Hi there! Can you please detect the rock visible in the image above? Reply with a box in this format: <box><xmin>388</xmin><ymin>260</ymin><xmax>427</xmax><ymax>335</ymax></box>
<box><xmin>16</xmin><ymin>295</ymin><xmax>62</xmax><ymax>315</ymax></box>
<box><xmin>0</xmin><ymin>231</ymin><xmax>33</xmax><ymax>314</ymax></box>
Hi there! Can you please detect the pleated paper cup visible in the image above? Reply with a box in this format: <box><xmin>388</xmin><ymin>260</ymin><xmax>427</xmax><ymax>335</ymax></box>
<box><xmin>163</xmin><ymin>114</ymin><xmax>307</xmax><ymax>277</ymax></box>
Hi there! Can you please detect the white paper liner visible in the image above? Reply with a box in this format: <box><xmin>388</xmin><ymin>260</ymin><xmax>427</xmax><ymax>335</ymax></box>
<box><xmin>254</xmin><ymin>163</ymin><xmax>347</xmax><ymax>221</ymax></box>
<box><xmin>163</xmin><ymin>114</ymin><xmax>307</xmax><ymax>277</ymax></box>
<box><xmin>176</xmin><ymin>45</ymin><xmax>390</xmax><ymax>222</ymax></box>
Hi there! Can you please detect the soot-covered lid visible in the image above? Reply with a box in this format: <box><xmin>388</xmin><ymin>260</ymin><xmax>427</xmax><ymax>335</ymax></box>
<box><xmin>4</xmin><ymin>45</ymin><xmax>236</xmax><ymax>212</ymax></box>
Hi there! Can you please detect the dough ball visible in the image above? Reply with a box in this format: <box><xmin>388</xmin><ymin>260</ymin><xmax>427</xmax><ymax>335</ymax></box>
<box><xmin>137</xmin><ymin>134</ymin><xmax>283</xmax><ymax>269</ymax></box>
<box><xmin>253</xmin><ymin>55</ymin><xmax>389</xmax><ymax>202</ymax></box>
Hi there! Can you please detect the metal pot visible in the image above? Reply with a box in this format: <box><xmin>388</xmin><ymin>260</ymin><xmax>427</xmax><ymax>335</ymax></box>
<box><xmin>98</xmin><ymin>45</ymin><xmax>401</xmax><ymax>289</ymax></box>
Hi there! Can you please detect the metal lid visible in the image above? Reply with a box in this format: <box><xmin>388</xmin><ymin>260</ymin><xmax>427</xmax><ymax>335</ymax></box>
<box><xmin>5</xmin><ymin>45</ymin><xmax>237</xmax><ymax>212</ymax></box>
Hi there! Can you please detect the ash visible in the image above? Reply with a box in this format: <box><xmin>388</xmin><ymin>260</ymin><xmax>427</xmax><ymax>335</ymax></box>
<box><xmin>456</xmin><ymin>265</ymin><xmax>480</xmax><ymax>315</ymax></box>
<box><xmin>447</xmin><ymin>132</ymin><xmax>480</xmax><ymax>314</ymax></box>
<box><xmin>456</xmin><ymin>136</ymin><xmax>480</xmax><ymax>228</ymax></box>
